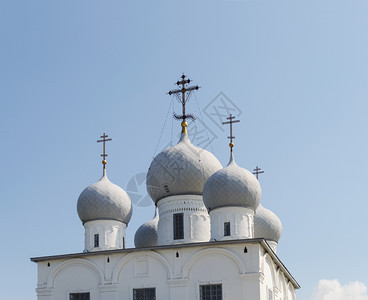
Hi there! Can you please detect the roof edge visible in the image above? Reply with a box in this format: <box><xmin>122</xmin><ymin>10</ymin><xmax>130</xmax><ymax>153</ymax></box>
<box><xmin>30</xmin><ymin>238</ymin><xmax>300</xmax><ymax>289</ymax></box>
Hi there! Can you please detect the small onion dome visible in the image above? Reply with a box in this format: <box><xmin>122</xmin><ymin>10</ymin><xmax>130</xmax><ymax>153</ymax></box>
<box><xmin>134</xmin><ymin>207</ymin><xmax>159</xmax><ymax>248</ymax></box>
<box><xmin>77</xmin><ymin>170</ymin><xmax>132</xmax><ymax>224</ymax></box>
<box><xmin>203</xmin><ymin>153</ymin><xmax>261</xmax><ymax>212</ymax></box>
<box><xmin>146</xmin><ymin>132</ymin><xmax>222</xmax><ymax>203</ymax></box>
<box><xmin>254</xmin><ymin>204</ymin><xmax>282</xmax><ymax>242</ymax></box>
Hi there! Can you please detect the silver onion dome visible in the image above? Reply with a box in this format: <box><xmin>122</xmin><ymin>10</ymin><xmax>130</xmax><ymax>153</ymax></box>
<box><xmin>203</xmin><ymin>153</ymin><xmax>261</xmax><ymax>212</ymax></box>
<box><xmin>134</xmin><ymin>207</ymin><xmax>159</xmax><ymax>248</ymax></box>
<box><xmin>254</xmin><ymin>204</ymin><xmax>282</xmax><ymax>242</ymax></box>
<box><xmin>77</xmin><ymin>170</ymin><xmax>132</xmax><ymax>224</ymax></box>
<box><xmin>146</xmin><ymin>132</ymin><xmax>222</xmax><ymax>203</ymax></box>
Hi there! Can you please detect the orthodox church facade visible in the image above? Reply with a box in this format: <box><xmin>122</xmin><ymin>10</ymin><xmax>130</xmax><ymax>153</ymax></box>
<box><xmin>31</xmin><ymin>76</ymin><xmax>299</xmax><ymax>300</ymax></box>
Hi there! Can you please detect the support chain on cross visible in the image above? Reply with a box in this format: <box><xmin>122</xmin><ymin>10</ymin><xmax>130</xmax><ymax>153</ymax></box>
<box><xmin>97</xmin><ymin>133</ymin><xmax>112</xmax><ymax>170</ymax></box>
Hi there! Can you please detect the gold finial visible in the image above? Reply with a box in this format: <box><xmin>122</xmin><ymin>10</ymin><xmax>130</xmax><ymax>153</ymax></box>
<box><xmin>222</xmin><ymin>114</ymin><xmax>240</xmax><ymax>152</ymax></box>
<box><xmin>181</xmin><ymin>121</ymin><xmax>188</xmax><ymax>133</ymax></box>
<box><xmin>97</xmin><ymin>133</ymin><xmax>112</xmax><ymax>170</ymax></box>
<box><xmin>168</xmin><ymin>74</ymin><xmax>199</xmax><ymax>132</ymax></box>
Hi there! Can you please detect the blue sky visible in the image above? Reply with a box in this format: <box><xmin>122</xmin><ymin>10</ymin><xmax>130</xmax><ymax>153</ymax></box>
<box><xmin>1</xmin><ymin>1</ymin><xmax>368</xmax><ymax>299</ymax></box>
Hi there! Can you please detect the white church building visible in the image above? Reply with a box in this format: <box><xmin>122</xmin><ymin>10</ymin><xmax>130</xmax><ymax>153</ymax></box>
<box><xmin>31</xmin><ymin>76</ymin><xmax>300</xmax><ymax>300</ymax></box>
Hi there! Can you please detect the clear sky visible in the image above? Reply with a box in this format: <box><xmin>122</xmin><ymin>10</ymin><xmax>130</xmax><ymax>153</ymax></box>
<box><xmin>1</xmin><ymin>1</ymin><xmax>368</xmax><ymax>299</ymax></box>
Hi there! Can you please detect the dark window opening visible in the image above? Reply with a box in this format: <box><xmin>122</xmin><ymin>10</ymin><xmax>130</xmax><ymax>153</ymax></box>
<box><xmin>94</xmin><ymin>234</ymin><xmax>99</xmax><ymax>248</ymax></box>
<box><xmin>224</xmin><ymin>222</ymin><xmax>230</xmax><ymax>236</ymax></box>
<box><xmin>173</xmin><ymin>213</ymin><xmax>184</xmax><ymax>240</ymax></box>
<box><xmin>200</xmin><ymin>284</ymin><xmax>222</xmax><ymax>300</ymax></box>
<box><xmin>70</xmin><ymin>292</ymin><xmax>90</xmax><ymax>300</ymax></box>
<box><xmin>133</xmin><ymin>288</ymin><xmax>156</xmax><ymax>300</ymax></box>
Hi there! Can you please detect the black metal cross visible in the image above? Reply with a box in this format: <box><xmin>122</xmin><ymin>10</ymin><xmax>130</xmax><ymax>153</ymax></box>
<box><xmin>168</xmin><ymin>74</ymin><xmax>199</xmax><ymax>123</ymax></box>
<box><xmin>252</xmin><ymin>166</ymin><xmax>264</xmax><ymax>180</ymax></box>
<box><xmin>222</xmin><ymin>114</ymin><xmax>240</xmax><ymax>151</ymax></box>
<box><xmin>97</xmin><ymin>133</ymin><xmax>112</xmax><ymax>169</ymax></box>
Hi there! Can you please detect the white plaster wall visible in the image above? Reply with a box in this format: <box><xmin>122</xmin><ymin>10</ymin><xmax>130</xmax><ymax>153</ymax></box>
<box><xmin>157</xmin><ymin>195</ymin><xmax>210</xmax><ymax>245</ymax></box>
<box><xmin>84</xmin><ymin>220</ymin><xmax>126</xmax><ymax>252</ymax></box>
<box><xmin>186</xmin><ymin>251</ymin><xmax>244</xmax><ymax>299</ymax></box>
<box><xmin>35</xmin><ymin>243</ymin><xmax>298</xmax><ymax>300</ymax></box>
<box><xmin>115</xmin><ymin>253</ymin><xmax>171</xmax><ymax>300</ymax></box>
<box><xmin>262</xmin><ymin>256</ymin><xmax>275</xmax><ymax>300</ymax></box>
<box><xmin>210</xmin><ymin>206</ymin><xmax>254</xmax><ymax>241</ymax></box>
<box><xmin>279</xmin><ymin>272</ymin><xmax>288</xmax><ymax>300</ymax></box>
<box><xmin>288</xmin><ymin>282</ymin><xmax>296</xmax><ymax>300</ymax></box>
<box><xmin>52</xmin><ymin>262</ymin><xmax>101</xmax><ymax>300</ymax></box>
<box><xmin>260</xmin><ymin>253</ymin><xmax>296</xmax><ymax>300</ymax></box>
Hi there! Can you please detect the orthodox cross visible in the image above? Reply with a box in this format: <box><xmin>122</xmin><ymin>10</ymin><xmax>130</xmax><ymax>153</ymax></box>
<box><xmin>168</xmin><ymin>74</ymin><xmax>199</xmax><ymax>132</ymax></box>
<box><xmin>222</xmin><ymin>114</ymin><xmax>240</xmax><ymax>151</ymax></box>
<box><xmin>97</xmin><ymin>133</ymin><xmax>112</xmax><ymax>169</ymax></box>
<box><xmin>253</xmin><ymin>166</ymin><xmax>264</xmax><ymax>180</ymax></box>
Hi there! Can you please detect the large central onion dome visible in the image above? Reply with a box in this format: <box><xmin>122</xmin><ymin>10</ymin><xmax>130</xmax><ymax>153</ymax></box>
<box><xmin>146</xmin><ymin>132</ymin><xmax>222</xmax><ymax>203</ymax></box>
<box><xmin>203</xmin><ymin>153</ymin><xmax>261</xmax><ymax>211</ymax></box>
<box><xmin>77</xmin><ymin>170</ymin><xmax>133</xmax><ymax>224</ymax></box>
<box><xmin>254</xmin><ymin>204</ymin><xmax>282</xmax><ymax>242</ymax></box>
